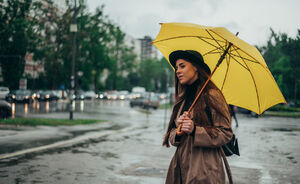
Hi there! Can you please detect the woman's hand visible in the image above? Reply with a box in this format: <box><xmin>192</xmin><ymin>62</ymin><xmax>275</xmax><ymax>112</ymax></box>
<box><xmin>176</xmin><ymin>114</ymin><xmax>186</xmax><ymax>127</ymax></box>
<box><xmin>181</xmin><ymin>112</ymin><xmax>194</xmax><ymax>134</ymax></box>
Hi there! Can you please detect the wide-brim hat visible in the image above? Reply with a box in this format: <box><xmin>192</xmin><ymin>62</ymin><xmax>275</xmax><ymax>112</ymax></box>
<box><xmin>169</xmin><ymin>50</ymin><xmax>211</xmax><ymax>75</ymax></box>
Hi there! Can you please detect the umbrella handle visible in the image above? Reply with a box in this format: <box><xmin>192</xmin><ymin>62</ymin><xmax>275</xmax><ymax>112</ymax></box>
<box><xmin>177</xmin><ymin>124</ymin><xmax>184</xmax><ymax>136</ymax></box>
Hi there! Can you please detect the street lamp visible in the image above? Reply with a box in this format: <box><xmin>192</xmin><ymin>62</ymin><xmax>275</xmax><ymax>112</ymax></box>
<box><xmin>69</xmin><ymin>0</ymin><xmax>77</xmax><ymax>120</ymax></box>
<box><xmin>92</xmin><ymin>69</ymin><xmax>96</xmax><ymax>92</ymax></box>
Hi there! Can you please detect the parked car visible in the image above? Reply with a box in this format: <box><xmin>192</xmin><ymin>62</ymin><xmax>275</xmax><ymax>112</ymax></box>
<box><xmin>39</xmin><ymin>90</ymin><xmax>59</xmax><ymax>101</ymax></box>
<box><xmin>0</xmin><ymin>100</ymin><xmax>11</xmax><ymax>118</ymax></box>
<box><xmin>96</xmin><ymin>91</ymin><xmax>108</xmax><ymax>99</ymax></box>
<box><xmin>74</xmin><ymin>90</ymin><xmax>85</xmax><ymax>100</ymax></box>
<box><xmin>5</xmin><ymin>90</ymin><xmax>16</xmax><ymax>102</ymax></box>
<box><xmin>0</xmin><ymin>87</ymin><xmax>9</xmax><ymax>99</ymax></box>
<box><xmin>84</xmin><ymin>91</ymin><xmax>97</xmax><ymax>100</ymax></box>
<box><xmin>107</xmin><ymin>92</ymin><xmax>118</xmax><ymax>100</ymax></box>
<box><xmin>15</xmin><ymin>89</ymin><xmax>32</xmax><ymax>103</ymax></box>
<box><xmin>53</xmin><ymin>90</ymin><xmax>68</xmax><ymax>99</ymax></box>
<box><xmin>31</xmin><ymin>90</ymin><xmax>42</xmax><ymax>101</ymax></box>
<box><xmin>130</xmin><ymin>94</ymin><xmax>160</xmax><ymax>109</ymax></box>
<box><xmin>118</xmin><ymin>90</ymin><xmax>129</xmax><ymax>100</ymax></box>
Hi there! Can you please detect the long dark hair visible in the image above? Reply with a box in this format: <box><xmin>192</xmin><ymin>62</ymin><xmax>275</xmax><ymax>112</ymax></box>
<box><xmin>162</xmin><ymin>63</ymin><xmax>219</xmax><ymax>147</ymax></box>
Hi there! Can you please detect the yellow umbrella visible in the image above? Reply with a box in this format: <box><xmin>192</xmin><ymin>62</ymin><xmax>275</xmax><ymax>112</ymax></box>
<box><xmin>153</xmin><ymin>22</ymin><xmax>286</xmax><ymax>115</ymax></box>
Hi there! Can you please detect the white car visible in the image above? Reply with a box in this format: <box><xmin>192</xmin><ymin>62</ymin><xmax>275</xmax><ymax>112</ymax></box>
<box><xmin>0</xmin><ymin>87</ymin><xmax>9</xmax><ymax>99</ymax></box>
<box><xmin>84</xmin><ymin>91</ymin><xmax>97</xmax><ymax>100</ymax></box>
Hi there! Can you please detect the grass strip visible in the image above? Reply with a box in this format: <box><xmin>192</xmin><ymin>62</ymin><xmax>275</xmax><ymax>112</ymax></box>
<box><xmin>0</xmin><ymin>118</ymin><xmax>104</xmax><ymax>126</ymax></box>
<box><xmin>263</xmin><ymin>111</ymin><xmax>300</xmax><ymax>118</ymax></box>
<box><xmin>159</xmin><ymin>103</ymin><xmax>173</xmax><ymax>109</ymax></box>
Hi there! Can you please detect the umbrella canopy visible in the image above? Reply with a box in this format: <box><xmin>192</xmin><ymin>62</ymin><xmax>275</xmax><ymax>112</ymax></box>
<box><xmin>153</xmin><ymin>22</ymin><xmax>286</xmax><ymax>115</ymax></box>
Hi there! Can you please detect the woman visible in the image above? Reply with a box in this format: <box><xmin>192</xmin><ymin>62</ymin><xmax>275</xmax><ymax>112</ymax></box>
<box><xmin>163</xmin><ymin>50</ymin><xmax>233</xmax><ymax>184</ymax></box>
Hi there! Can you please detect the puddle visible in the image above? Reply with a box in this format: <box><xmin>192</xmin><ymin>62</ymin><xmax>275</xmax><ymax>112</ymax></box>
<box><xmin>69</xmin><ymin>124</ymin><xmax>124</xmax><ymax>136</ymax></box>
<box><xmin>271</xmin><ymin>128</ymin><xmax>300</xmax><ymax>132</ymax></box>
<box><xmin>102</xmin><ymin>152</ymin><xmax>118</xmax><ymax>159</ymax></box>
<box><xmin>123</xmin><ymin>167</ymin><xmax>166</xmax><ymax>177</ymax></box>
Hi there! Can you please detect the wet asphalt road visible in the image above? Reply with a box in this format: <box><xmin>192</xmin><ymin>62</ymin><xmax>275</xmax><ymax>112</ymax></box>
<box><xmin>0</xmin><ymin>100</ymin><xmax>300</xmax><ymax>184</ymax></box>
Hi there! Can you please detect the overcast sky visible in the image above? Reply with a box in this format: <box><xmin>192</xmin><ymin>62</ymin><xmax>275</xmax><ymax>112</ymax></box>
<box><xmin>86</xmin><ymin>0</ymin><xmax>300</xmax><ymax>46</ymax></box>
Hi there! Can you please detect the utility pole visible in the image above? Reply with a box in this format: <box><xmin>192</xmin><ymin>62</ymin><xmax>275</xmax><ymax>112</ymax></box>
<box><xmin>294</xmin><ymin>79</ymin><xmax>300</xmax><ymax>104</ymax></box>
<box><xmin>69</xmin><ymin>0</ymin><xmax>77</xmax><ymax>120</ymax></box>
<box><xmin>163</xmin><ymin>68</ymin><xmax>169</xmax><ymax>130</ymax></box>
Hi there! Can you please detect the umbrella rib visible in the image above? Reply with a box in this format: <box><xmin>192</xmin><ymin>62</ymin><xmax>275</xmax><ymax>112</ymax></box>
<box><xmin>220</xmin><ymin>47</ymin><xmax>232</xmax><ymax>91</ymax></box>
<box><xmin>234</xmin><ymin>46</ymin><xmax>261</xmax><ymax>114</ymax></box>
<box><xmin>206</xmin><ymin>30</ymin><xmax>226</xmax><ymax>52</ymax></box>
<box><xmin>197</xmin><ymin>36</ymin><xmax>226</xmax><ymax>43</ymax></box>
<box><xmin>210</xmin><ymin>29</ymin><xmax>267</xmax><ymax>66</ymax></box>
<box><xmin>196</xmin><ymin>36</ymin><xmax>226</xmax><ymax>53</ymax></box>
<box><xmin>204</xmin><ymin>51</ymin><xmax>224</xmax><ymax>56</ymax></box>
<box><xmin>227</xmin><ymin>53</ymin><xmax>250</xmax><ymax>71</ymax></box>
<box><xmin>229</xmin><ymin>53</ymin><xmax>260</xmax><ymax>64</ymax></box>
<box><xmin>152</xmin><ymin>35</ymin><xmax>225</xmax><ymax>44</ymax></box>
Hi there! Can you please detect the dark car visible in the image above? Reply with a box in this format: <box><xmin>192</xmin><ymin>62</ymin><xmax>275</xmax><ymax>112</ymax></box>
<box><xmin>5</xmin><ymin>90</ymin><xmax>16</xmax><ymax>103</ymax></box>
<box><xmin>130</xmin><ymin>95</ymin><xmax>160</xmax><ymax>109</ymax></box>
<box><xmin>0</xmin><ymin>100</ymin><xmax>12</xmax><ymax>118</ymax></box>
<box><xmin>15</xmin><ymin>89</ymin><xmax>32</xmax><ymax>103</ymax></box>
<box><xmin>39</xmin><ymin>90</ymin><xmax>59</xmax><ymax>101</ymax></box>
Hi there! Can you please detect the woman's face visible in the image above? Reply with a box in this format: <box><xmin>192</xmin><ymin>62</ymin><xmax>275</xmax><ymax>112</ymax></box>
<box><xmin>175</xmin><ymin>59</ymin><xmax>198</xmax><ymax>85</ymax></box>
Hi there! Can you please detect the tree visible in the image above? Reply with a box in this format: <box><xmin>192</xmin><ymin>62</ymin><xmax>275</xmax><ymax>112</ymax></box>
<box><xmin>106</xmin><ymin>25</ymin><xmax>137</xmax><ymax>90</ymax></box>
<box><xmin>137</xmin><ymin>57</ymin><xmax>173</xmax><ymax>92</ymax></box>
<box><xmin>0</xmin><ymin>0</ymin><xmax>37</xmax><ymax>89</ymax></box>
<box><xmin>259</xmin><ymin>28</ymin><xmax>300</xmax><ymax>101</ymax></box>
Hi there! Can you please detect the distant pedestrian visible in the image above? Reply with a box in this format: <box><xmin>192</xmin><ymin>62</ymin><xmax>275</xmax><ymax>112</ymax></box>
<box><xmin>163</xmin><ymin>50</ymin><xmax>233</xmax><ymax>184</ymax></box>
<box><xmin>229</xmin><ymin>104</ymin><xmax>239</xmax><ymax>127</ymax></box>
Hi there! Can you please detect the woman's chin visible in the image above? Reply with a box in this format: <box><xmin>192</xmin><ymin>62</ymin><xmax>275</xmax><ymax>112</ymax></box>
<box><xmin>179</xmin><ymin>80</ymin><xmax>187</xmax><ymax>85</ymax></box>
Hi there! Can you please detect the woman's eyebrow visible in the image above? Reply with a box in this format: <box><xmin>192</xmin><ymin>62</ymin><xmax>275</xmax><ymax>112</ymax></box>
<box><xmin>176</xmin><ymin>62</ymin><xmax>185</xmax><ymax>68</ymax></box>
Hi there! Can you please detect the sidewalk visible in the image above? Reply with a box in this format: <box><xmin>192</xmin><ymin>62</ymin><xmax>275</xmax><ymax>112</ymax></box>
<box><xmin>0</xmin><ymin>122</ymin><xmax>114</xmax><ymax>158</ymax></box>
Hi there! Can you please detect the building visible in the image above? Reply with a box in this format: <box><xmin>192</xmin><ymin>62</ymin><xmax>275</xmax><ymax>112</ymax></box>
<box><xmin>138</xmin><ymin>36</ymin><xmax>157</xmax><ymax>61</ymax></box>
<box><xmin>24</xmin><ymin>53</ymin><xmax>44</xmax><ymax>79</ymax></box>
<box><xmin>125</xmin><ymin>34</ymin><xmax>141</xmax><ymax>58</ymax></box>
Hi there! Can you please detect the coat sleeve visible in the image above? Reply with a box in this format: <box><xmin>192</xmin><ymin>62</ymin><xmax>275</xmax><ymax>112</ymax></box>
<box><xmin>193</xmin><ymin>89</ymin><xmax>233</xmax><ymax>148</ymax></box>
<box><xmin>169</xmin><ymin>128</ymin><xmax>181</xmax><ymax>147</ymax></box>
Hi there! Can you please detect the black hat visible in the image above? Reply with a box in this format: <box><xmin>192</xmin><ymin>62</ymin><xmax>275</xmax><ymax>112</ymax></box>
<box><xmin>169</xmin><ymin>50</ymin><xmax>211</xmax><ymax>74</ymax></box>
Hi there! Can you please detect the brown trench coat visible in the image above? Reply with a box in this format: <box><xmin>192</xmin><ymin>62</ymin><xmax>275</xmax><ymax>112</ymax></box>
<box><xmin>165</xmin><ymin>89</ymin><xmax>233</xmax><ymax>184</ymax></box>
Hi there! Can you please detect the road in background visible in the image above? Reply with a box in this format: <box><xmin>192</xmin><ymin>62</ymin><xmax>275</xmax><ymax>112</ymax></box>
<box><xmin>0</xmin><ymin>100</ymin><xmax>299</xmax><ymax>184</ymax></box>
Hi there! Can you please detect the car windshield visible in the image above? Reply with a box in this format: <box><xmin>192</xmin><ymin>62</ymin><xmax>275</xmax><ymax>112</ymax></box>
<box><xmin>150</xmin><ymin>96</ymin><xmax>159</xmax><ymax>101</ymax></box>
<box><xmin>42</xmin><ymin>91</ymin><xmax>52</xmax><ymax>94</ymax></box>
<box><xmin>0</xmin><ymin>87</ymin><xmax>9</xmax><ymax>92</ymax></box>
<box><xmin>16</xmin><ymin>90</ymin><xmax>30</xmax><ymax>95</ymax></box>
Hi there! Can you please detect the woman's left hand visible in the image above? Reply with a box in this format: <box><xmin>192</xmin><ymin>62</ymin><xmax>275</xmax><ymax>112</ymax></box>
<box><xmin>181</xmin><ymin>112</ymin><xmax>194</xmax><ymax>134</ymax></box>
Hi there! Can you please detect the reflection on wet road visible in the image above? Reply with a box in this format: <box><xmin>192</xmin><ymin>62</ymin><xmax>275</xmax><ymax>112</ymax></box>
<box><xmin>1</xmin><ymin>100</ymin><xmax>300</xmax><ymax>184</ymax></box>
